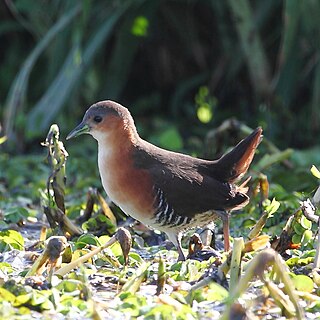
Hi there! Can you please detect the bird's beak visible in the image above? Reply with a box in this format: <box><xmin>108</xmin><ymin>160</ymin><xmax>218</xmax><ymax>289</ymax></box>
<box><xmin>66</xmin><ymin>122</ymin><xmax>90</xmax><ymax>140</ymax></box>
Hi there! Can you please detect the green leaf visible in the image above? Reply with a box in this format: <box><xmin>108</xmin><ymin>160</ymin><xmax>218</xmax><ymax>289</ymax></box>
<box><xmin>0</xmin><ymin>230</ymin><xmax>24</xmax><ymax>251</ymax></box>
<box><xmin>0</xmin><ymin>288</ymin><xmax>16</xmax><ymax>303</ymax></box>
<box><xmin>75</xmin><ymin>233</ymin><xmax>100</xmax><ymax>249</ymax></box>
<box><xmin>266</xmin><ymin>198</ymin><xmax>281</xmax><ymax>216</ymax></box>
<box><xmin>4</xmin><ymin>207</ymin><xmax>29</xmax><ymax>224</ymax></box>
<box><xmin>293</xmin><ymin>223</ymin><xmax>305</xmax><ymax>235</ymax></box>
<box><xmin>300</xmin><ymin>216</ymin><xmax>312</xmax><ymax>230</ymax></box>
<box><xmin>56</xmin><ymin>280</ymin><xmax>82</xmax><ymax>292</ymax></box>
<box><xmin>254</xmin><ymin>149</ymin><xmax>293</xmax><ymax>172</ymax></box>
<box><xmin>311</xmin><ymin>165</ymin><xmax>320</xmax><ymax>179</ymax></box>
<box><xmin>291</xmin><ymin>274</ymin><xmax>314</xmax><ymax>292</ymax></box>
<box><xmin>158</xmin><ymin>127</ymin><xmax>183</xmax><ymax>151</ymax></box>
<box><xmin>286</xmin><ymin>257</ymin><xmax>299</xmax><ymax>267</ymax></box>
<box><xmin>292</xmin><ymin>233</ymin><xmax>301</xmax><ymax>244</ymax></box>
<box><xmin>206</xmin><ymin>282</ymin><xmax>229</xmax><ymax>301</ymax></box>
<box><xmin>301</xmin><ymin>229</ymin><xmax>313</xmax><ymax>246</ymax></box>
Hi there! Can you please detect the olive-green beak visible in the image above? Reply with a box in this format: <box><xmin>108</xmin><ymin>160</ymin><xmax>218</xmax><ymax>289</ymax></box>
<box><xmin>66</xmin><ymin>122</ymin><xmax>90</xmax><ymax>140</ymax></box>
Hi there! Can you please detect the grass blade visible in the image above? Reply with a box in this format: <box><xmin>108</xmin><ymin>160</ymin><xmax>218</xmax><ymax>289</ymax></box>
<box><xmin>27</xmin><ymin>4</ymin><xmax>129</xmax><ymax>134</ymax></box>
<box><xmin>4</xmin><ymin>5</ymin><xmax>80</xmax><ymax>140</ymax></box>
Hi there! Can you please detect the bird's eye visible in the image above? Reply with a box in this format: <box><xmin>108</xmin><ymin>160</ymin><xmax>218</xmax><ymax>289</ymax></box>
<box><xmin>93</xmin><ymin>115</ymin><xmax>102</xmax><ymax>123</ymax></box>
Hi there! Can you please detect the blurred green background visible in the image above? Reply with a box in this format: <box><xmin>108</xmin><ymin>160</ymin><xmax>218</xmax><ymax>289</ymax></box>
<box><xmin>1</xmin><ymin>0</ymin><xmax>320</xmax><ymax>154</ymax></box>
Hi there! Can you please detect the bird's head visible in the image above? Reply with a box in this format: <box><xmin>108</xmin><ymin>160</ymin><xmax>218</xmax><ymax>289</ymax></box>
<box><xmin>66</xmin><ymin>100</ymin><xmax>138</xmax><ymax>142</ymax></box>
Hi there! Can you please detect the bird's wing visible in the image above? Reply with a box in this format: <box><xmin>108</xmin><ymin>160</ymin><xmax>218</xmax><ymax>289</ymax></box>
<box><xmin>133</xmin><ymin>144</ymin><xmax>248</xmax><ymax>218</ymax></box>
<box><xmin>149</xmin><ymin>163</ymin><xmax>249</xmax><ymax>218</ymax></box>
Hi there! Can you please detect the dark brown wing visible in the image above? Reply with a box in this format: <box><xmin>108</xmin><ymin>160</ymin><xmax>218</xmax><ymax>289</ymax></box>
<box><xmin>150</xmin><ymin>164</ymin><xmax>248</xmax><ymax>217</ymax></box>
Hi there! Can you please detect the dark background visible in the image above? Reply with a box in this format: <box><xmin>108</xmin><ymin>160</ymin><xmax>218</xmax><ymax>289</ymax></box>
<box><xmin>1</xmin><ymin>0</ymin><xmax>319</xmax><ymax>154</ymax></box>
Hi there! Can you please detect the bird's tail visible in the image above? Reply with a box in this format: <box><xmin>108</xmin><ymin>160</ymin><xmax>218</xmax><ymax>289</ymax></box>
<box><xmin>214</xmin><ymin>127</ymin><xmax>263</xmax><ymax>183</ymax></box>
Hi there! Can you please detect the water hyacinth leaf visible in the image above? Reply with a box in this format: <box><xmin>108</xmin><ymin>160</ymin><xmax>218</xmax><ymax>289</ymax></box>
<box><xmin>56</xmin><ymin>279</ymin><xmax>82</xmax><ymax>292</ymax></box>
<box><xmin>206</xmin><ymin>282</ymin><xmax>229</xmax><ymax>302</ymax></box>
<box><xmin>129</xmin><ymin>251</ymin><xmax>144</xmax><ymax>263</ymax></box>
<box><xmin>292</xmin><ymin>234</ymin><xmax>301</xmax><ymax>244</ymax></box>
<box><xmin>3</xmin><ymin>207</ymin><xmax>29</xmax><ymax>224</ymax></box>
<box><xmin>300</xmin><ymin>216</ymin><xmax>312</xmax><ymax>230</ymax></box>
<box><xmin>301</xmin><ymin>229</ymin><xmax>313</xmax><ymax>247</ymax></box>
<box><xmin>14</xmin><ymin>293</ymin><xmax>32</xmax><ymax>307</ymax></box>
<box><xmin>286</xmin><ymin>257</ymin><xmax>299</xmax><ymax>267</ymax></box>
<box><xmin>75</xmin><ymin>234</ymin><xmax>100</xmax><ymax>249</ymax></box>
<box><xmin>0</xmin><ymin>262</ymin><xmax>14</xmax><ymax>274</ymax></box>
<box><xmin>293</xmin><ymin>222</ymin><xmax>305</xmax><ymax>235</ymax></box>
<box><xmin>291</xmin><ymin>275</ymin><xmax>314</xmax><ymax>293</ymax></box>
<box><xmin>0</xmin><ymin>287</ymin><xmax>16</xmax><ymax>303</ymax></box>
<box><xmin>0</xmin><ymin>230</ymin><xmax>24</xmax><ymax>251</ymax></box>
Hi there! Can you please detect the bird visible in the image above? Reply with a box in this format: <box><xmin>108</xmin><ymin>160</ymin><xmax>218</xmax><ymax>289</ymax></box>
<box><xmin>67</xmin><ymin>100</ymin><xmax>262</xmax><ymax>261</ymax></box>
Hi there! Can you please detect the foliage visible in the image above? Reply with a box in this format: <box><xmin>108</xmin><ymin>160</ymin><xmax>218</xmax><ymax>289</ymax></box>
<box><xmin>1</xmin><ymin>124</ymin><xmax>320</xmax><ymax>318</ymax></box>
<box><xmin>0</xmin><ymin>0</ymin><xmax>320</xmax><ymax>152</ymax></box>
<box><xmin>1</xmin><ymin>1</ymin><xmax>320</xmax><ymax>318</ymax></box>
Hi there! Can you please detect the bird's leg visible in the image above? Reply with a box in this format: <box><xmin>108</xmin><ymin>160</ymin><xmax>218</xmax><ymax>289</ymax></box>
<box><xmin>219</xmin><ymin>211</ymin><xmax>230</xmax><ymax>251</ymax></box>
<box><xmin>166</xmin><ymin>232</ymin><xmax>185</xmax><ymax>261</ymax></box>
<box><xmin>176</xmin><ymin>239</ymin><xmax>186</xmax><ymax>261</ymax></box>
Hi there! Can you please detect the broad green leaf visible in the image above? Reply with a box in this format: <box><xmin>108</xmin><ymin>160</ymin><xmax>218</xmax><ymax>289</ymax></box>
<box><xmin>75</xmin><ymin>234</ymin><xmax>100</xmax><ymax>249</ymax></box>
<box><xmin>0</xmin><ymin>230</ymin><xmax>24</xmax><ymax>251</ymax></box>
<box><xmin>292</xmin><ymin>233</ymin><xmax>301</xmax><ymax>244</ymax></box>
<box><xmin>300</xmin><ymin>216</ymin><xmax>312</xmax><ymax>230</ymax></box>
<box><xmin>291</xmin><ymin>274</ymin><xmax>314</xmax><ymax>293</ymax></box>
<box><xmin>207</xmin><ymin>282</ymin><xmax>229</xmax><ymax>301</ymax></box>
<box><xmin>56</xmin><ymin>280</ymin><xmax>82</xmax><ymax>292</ymax></box>
<box><xmin>0</xmin><ymin>288</ymin><xmax>16</xmax><ymax>303</ymax></box>
<box><xmin>293</xmin><ymin>223</ymin><xmax>305</xmax><ymax>235</ymax></box>
<box><xmin>301</xmin><ymin>229</ymin><xmax>313</xmax><ymax>246</ymax></box>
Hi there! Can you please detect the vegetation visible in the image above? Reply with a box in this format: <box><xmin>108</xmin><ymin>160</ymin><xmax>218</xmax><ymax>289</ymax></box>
<box><xmin>1</xmin><ymin>1</ymin><xmax>320</xmax><ymax>319</ymax></box>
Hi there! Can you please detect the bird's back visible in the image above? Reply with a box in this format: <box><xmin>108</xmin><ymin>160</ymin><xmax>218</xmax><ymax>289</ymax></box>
<box><xmin>132</xmin><ymin>128</ymin><xmax>262</xmax><ymax>221</ymax></box>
